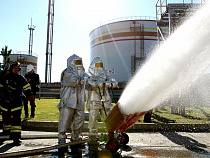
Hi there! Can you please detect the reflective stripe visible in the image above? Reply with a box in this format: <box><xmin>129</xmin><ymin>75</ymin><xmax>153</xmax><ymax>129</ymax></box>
<box><xmin>11</xmin><ymin>126</ymin><xmax>21</xmax><ymax>133</ymax></box>
<box><xmin>11</xmin><ymin>106</ymin><xmax>22</xmax><ymax>112</ymax></box>
<box><xmin>0</xmin><ymin>84</ymin><xmax>3</xmax><ymax>87</ymax></box>
<box><xmin>11</xmin><ymin>129</ymin><xmax>21</xmax><ymax>133</ymax></box>
<box><xmin>11</xmin><ymin>126</ymin><xmax>21</xmax><ymax>130</ymax></box>
<box><xmin>8</xmin><ymin>85</ymin><xmax>16</xmax><ymax>90</ymax></box>
<box><xmin>0</xmin><ymin>105</ymin><xmax>8</xmax><ymax>112</ymax></box>
<box><xmin>23</xmin><ymin>83</ymin><xmax>31</xmax><ymax>91</ymax></box>
<box><xmin>24</xmin><ymin>86</ymin><xmax>31</xmax><ymax>91</ymax></box>
<box><xmin>3</xmin><ymin>124</ymin><xmax>11</xmax><ymax>130</ymax></box>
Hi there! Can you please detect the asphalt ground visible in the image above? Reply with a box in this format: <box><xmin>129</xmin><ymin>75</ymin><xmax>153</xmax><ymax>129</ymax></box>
<box><xmin>0</xmin><ymin>130</ymin><xmax>209</xmax><ymax>157</ymax></box>
<box><xmin>0</xmin><ymin>119</ymin><xmax>209</xmax><ymax>157</ymax></box>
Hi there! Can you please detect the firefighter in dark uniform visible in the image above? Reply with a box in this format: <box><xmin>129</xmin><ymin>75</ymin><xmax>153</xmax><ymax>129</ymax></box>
<box><xmin>0</xmin><ymin>61</ymin><xmax>34</xmax><ymax>146</ymax></box>
<box><xmin>24</xmin><ymin>64</ymin><xmax>40</xmax><ymax>118</ymax></box>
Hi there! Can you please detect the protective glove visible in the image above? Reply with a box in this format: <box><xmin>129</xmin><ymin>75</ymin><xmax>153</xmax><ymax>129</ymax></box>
<box><xmin>87</xmin><ymin>79</ymin><xmax>97</xmax><ymax>87</ymax></box>
<box><xmin>110</xmin><ymin>78</ymin><xmax>118</xmax><ymax>88</ymax></box>
<box><xmin>28</xmin><ymin>96</ymin><xmax>35</xmax><ymax>101</ymax></box>
<box><xmin>78</xmin><ymin>77</ymin><xmax>85</xmax><ymax>85</ymax></box>
<box><xmin>105</xmin><ymin>80</ymin><xmax>111</xmax><ymax>88</ymax></box>
<box><xmin>80</xmin><ymin>77</ymin><xmax>85</xmax><ymax>85</ymax></box>
<box><xmin>97</xmin><ymin>81</ymin><xmax>104</xmax><ymax>88</ymax></box>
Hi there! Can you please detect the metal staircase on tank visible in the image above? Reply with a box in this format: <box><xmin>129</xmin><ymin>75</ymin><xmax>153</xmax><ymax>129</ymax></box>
<box><xmin>17</xmin><ymin>55</ymin><xmax>27</xmax><ymax>75</ymax></box>
<box><xmin>156</xmin><ymin>0</ymin><xmax>206</xmax><ymax>41</ymax></box>
<box><xmin>130</xmin><ymin>21</ymin><xmax>145</xmax><ymax>76</ymax></box>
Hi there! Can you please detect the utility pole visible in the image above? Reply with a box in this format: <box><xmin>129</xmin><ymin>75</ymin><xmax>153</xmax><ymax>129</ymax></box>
<box><xmin>45</xmin><ymin>0</ymin><xmax>55</xmax><ymax>83</ymax></box>
<box><xmin>28</xmin><ymin>18</ymin><xmax>36</xmax><ymax>55</ymax></box>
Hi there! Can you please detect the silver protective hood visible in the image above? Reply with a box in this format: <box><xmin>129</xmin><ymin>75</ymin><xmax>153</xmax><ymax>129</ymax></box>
<box><xmin>66</xmin><ymin>54</ymin><xmax>85</xmax><ymax>79</ymax></box>
<box><xmin>67</xmin><ymin>54</ymin><xmax>84</xmax><ymax>70</ymax></box>
<box><xmin>88</xmin><ymin>57</ymin><xmax>106</xmax><ymax>77</ymax></box>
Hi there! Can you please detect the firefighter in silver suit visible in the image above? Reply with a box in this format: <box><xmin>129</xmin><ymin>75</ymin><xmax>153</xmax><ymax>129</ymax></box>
<box><xmin>57</xmin><ymin>54</ymin><xmax>86</xmax><ymax>144</ymax></box>
<box><xmin>86</xmin><ymin>57</ymin><xmax>118</xmax><ymax>133</ymax></box>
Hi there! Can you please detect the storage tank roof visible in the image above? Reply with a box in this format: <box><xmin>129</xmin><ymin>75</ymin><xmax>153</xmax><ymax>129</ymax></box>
<box><xmin>11</xmin><ymin>50</ymin><xmax>38</xmax><ymax>57</ymax></box>
<box><xmin>90</xmin><ymin>16</ymin><xmax>156</xmax><ymax>36</ymax></box>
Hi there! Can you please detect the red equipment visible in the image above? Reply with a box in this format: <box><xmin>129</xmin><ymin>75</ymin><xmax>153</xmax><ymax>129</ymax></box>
<box><xmin>105</xmin><ymin>102</ymin><xmax>145</xmax><ymax>135</ymax></box>
<box><xmin>104</xmin><ymin>102</ymin><xmax>145</xmax><ymax>152</ymax></box>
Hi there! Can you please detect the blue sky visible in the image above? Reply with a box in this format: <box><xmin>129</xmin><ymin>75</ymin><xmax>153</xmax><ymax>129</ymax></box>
<box><xmin>0</xmin><ymin>0</ymin><xmax>203</xmax><ymax>82</ymax></box>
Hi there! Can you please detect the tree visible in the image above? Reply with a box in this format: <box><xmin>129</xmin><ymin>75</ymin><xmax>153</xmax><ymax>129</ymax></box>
<box><xmin>1</xmin><ymin>45</ymin><xmax>12</xmax><ymax>69</ymax></box>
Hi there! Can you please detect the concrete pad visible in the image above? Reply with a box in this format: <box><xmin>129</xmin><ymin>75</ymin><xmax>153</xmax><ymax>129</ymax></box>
<box><xmin>0</xmin><ymin>131</ymin><xmax>209</xmax><ymax>157</ymax></box>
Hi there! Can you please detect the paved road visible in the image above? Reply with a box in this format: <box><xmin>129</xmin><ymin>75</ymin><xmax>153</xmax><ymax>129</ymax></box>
<box><xmin>0</xmin><ymin>131</ymin><xmax>209</xmax><ymax>157</ymax></box>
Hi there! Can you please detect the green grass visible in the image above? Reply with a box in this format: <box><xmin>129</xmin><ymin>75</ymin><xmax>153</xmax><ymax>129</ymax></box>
<box><xmin>23</xmin><ymin>99</ymin><xmax>60</xmax><ymax>121</ymax></box>
<box><xmin>1</xmin><ymin>99</ymin><xmax>210</xmax><ymax>123</ymax></box>
<box><xmin>148</xmin><ymin>106</ymin><xmax>210</xmax><ymax>123</ymax></box>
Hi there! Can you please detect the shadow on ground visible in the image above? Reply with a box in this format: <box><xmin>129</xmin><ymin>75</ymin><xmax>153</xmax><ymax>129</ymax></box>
<box><xmin>160</xmin><ymin>131</ymin><xmax>209</xmax><ymax>155</ymax></box>
<box><xmin>197</xmin><ymin>108</ymin><xmax>210</xmax><ymax>120</ymax></box>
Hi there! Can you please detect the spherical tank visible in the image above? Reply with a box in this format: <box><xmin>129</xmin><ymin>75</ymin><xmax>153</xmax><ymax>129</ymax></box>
<box><xmin>90</xmin><ymin>18</ymin><xmax>161</xmax><ymax>83</ymax></box>
<box><xmin>9</xmin><ymin>53</ymin><xmax>38</xmax><ymax>76</ymax></box>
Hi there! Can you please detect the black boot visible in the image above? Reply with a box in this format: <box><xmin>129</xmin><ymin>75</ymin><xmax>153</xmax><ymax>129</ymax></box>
<box><xmin>11</xmin><ymin>132</ymin><xmax>21</xmax><ymax>146</ymax></box>
<box><xmin>58</xmin><ymin>139</ymin><xmax>68</xmax><ymax>153</ymax></box>
<box><xmin>0</xmin><ymin>131</ymin><xmax>10</xmax><ymax>136</ymax></box>
<box><xmin>13</xmin><ymin>139</ymin><xmax>22</xmax><ymax>146</ymax></box>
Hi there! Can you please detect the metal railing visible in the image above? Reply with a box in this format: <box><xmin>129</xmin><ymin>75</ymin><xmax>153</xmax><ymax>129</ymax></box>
<box><xmin>91</xmin><ymin>16</ymin><xmax>156</xmax><ymax>31</ymax></box>
<box><xmin>11</xmin><ymin>50</ymin><xmax>38</xmax><ymax>57</ymax></box>
<box><xmin>156</xmin><ymin>0</ymin><xmax>206</xmax><ymax>20</ymax></box>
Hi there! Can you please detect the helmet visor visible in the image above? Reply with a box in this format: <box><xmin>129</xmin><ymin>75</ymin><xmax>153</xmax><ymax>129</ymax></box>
<box><xmin>95</xmin><ymin>62</ymin><xmax>103</xmax><ymax>68</ymax></box>
<box><xmin>75</xmin><ymin>60</ymin><xmax>82</xmax><ymax>65</ymax></box>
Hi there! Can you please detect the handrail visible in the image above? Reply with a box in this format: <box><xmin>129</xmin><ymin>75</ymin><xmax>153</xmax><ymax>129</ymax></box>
<box><xmin>156</xmin><ymin>0</ymin><xmax>206</xmax><ymax>20</ymax></box>
<box><xmin>90</xmin><ymin>16</ymin><xmax>156</xmax><ymax>32</ymax></box>
<box><xmin>11</xmin><ymin>50</ymin><xmax>38</xmax><ymax>57</ymax></box>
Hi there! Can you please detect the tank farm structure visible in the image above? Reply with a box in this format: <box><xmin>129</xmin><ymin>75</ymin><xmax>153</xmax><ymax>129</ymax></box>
<box><xmin>90</xmin><ymin>17</ymin><xmax>167</xmax><ymax>100</ymax></box>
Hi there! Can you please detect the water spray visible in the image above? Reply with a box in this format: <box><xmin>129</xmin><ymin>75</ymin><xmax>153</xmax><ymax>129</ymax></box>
<box><xmin>103</xmin><ymin>3</ymin><xmax>210</xmax><ymax>152</ymax></box>
<box><xmin>118</xmin><ymin>1</ymin><xmax>210</xmax><ymax>115</ymax></box>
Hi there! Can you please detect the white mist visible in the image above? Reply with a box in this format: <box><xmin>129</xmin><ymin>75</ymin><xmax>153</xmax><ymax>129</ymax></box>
<box><xmin>119</xmin><ymin>1</ymin><xmax>210</xmax><ymax>115</ymax></box>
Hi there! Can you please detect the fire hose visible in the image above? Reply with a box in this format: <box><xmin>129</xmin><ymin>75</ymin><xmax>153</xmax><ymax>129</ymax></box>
<box><xmin>0</xmin><ymin>132</ymin><xmax>109</xmax><ymax>157</ymax></box>
<box><xmin>0</xmin><ymin>138</ymin><xmax>89</xmax><ymax>158</ymax></box>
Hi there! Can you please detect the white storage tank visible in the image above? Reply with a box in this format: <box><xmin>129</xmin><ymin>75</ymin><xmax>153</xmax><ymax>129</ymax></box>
<box><xmin>9</xmin><ymin>52</ymin><xmax>38</xmax><ymax>76</ymax></box>
<box><xmin>90</xmin><ymin>17</ymin><xmax>166</xmax><ymax>83</ymax></box>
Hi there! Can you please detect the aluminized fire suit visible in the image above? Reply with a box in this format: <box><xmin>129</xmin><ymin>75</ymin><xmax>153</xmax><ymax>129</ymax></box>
<box><xmin>57</xmin><ymin>54</ymin><xmax>86</xmax><ymax>144</ymax></box>
<box><xmin>86</xmin><ymin>57</ymin><xmax>118</xmax><ymax>133</ymax></box>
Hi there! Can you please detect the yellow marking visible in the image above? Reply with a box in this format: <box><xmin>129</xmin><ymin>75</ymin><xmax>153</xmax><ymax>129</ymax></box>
<box><xmin>8</xmin><ymin>85</ymin><xmax>16</xmax><ymax>90</ymax></box>
<box><xmin>10</xmin><ymin>58</ymin><xmax>37</xmax><ymax>62</ymax></box>
<box><xmin>23</xmin><ymin>83</ymin><xmax>31</xmax><ymax>91</ymax></box>
<box><xmin>11</xmin><ymin>126</ymin><xmax>21</xmax><ymax>130</ymax></box>
<box><xmin>0</xmin><ymin>105</ymin><xmax>8</xmax><ymax>112</ymax></box>
<box><xmin>11</xmin><ymin>106</ymin><xmax>23</xmax><ymax>112</ymax></box>
<box><xmin>91</xmin><ymin>27</ymin><xmax>168</xmax><ymax>40</ymax></box>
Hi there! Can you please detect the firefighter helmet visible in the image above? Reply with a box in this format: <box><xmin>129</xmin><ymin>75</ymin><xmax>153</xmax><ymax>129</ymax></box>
<box><xmin>8</xmin><ymin>61</ymin><xmax>21</xmax><ymax>72</ymax></box>
<box><xmin>27</xmin><ymin>64</ymin><xmax>34</xmax><ymax>73</ymax></box>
